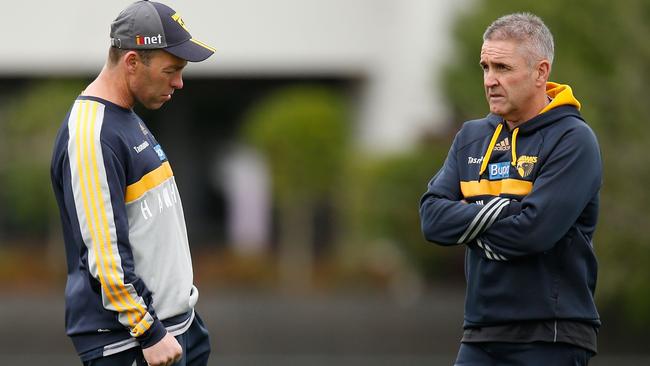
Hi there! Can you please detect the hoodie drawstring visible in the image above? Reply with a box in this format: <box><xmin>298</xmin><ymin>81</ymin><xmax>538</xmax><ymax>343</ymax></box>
<box><xmin>479</xmin><ymin>123</ymin><xmax>503</xmax><ymax>177</ymax></box>
<box><xmin>478</xmin><ymin>123</ymin><xmax>519</xmax><ymax>177</ymax></box>
<box><xmin>510</xmin><ymin>127</ymin><xmax>519</xmax><ymax>167</ymax></box>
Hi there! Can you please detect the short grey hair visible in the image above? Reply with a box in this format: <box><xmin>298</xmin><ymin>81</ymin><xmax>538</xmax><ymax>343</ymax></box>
<box><xmin>108</xmin><ymin>47</ymin><xmax>157</xmax><ymax>66</ymax></box>
<box><xmin>483</xmin><ymin>13</ymin><xmax>554</xmax><ymax>66</ymax></box>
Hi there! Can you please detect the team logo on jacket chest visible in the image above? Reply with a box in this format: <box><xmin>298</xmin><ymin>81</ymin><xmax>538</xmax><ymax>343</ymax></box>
<box><xmin>516</xmin><ymin>155</ymin><xmax>537</xmax><ymax>177</ymax></box>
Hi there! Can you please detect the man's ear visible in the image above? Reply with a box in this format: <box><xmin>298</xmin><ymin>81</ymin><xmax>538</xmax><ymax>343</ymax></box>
<box><xmin>535</xmin><ymin>60</ymin><xmax>551</xmax><ymax>87</ymax></box>
<box><xmin>123</xmin><ymin>51</ymin><xmax>139</xmax><ymax>74</ymax></box>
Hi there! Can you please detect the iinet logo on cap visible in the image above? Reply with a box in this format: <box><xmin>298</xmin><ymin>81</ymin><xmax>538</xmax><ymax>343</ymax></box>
<box><xmin>135</xmin><ymin>34</ymin><xmax>163</xmax><ymax>46</ymax></box>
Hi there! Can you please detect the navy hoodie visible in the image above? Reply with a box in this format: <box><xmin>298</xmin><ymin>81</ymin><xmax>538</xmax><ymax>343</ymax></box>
<box><xmin>420</xmin><ymin>83</ymin><xmax>602</xmax><ymax>329</ymax></box>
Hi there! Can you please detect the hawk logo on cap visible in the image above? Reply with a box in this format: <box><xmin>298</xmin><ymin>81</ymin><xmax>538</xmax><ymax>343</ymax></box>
<box><xmin>171</xmin><ymin>12</ymin><xmax>189</xmax><ymax>32</ymax></box>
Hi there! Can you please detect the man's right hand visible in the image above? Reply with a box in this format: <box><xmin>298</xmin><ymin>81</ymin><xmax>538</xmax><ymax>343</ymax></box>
<box><xmin>142</xmin><ymin>332</ymin><xmax>183</xmax><ymax>366</ymax></box>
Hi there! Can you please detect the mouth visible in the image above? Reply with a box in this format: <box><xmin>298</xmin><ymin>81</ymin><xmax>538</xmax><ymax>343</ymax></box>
<box><xmin>488</xmin><ymin>94</ymin><xmax>504</xmax><ymax>101</ymax></box>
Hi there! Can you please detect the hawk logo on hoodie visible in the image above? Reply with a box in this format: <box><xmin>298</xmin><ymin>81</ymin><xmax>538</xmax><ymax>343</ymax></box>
<box><xmin>516</xmin><ymin>155</ymin><xmax>538</xmax><ymax>178</ymax></box>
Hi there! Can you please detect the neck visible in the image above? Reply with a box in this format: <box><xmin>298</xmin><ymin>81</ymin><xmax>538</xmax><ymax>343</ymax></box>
<box><xmin>505</xmin><ymin>91</ymin><xmax>550</xmax><ymax>130</ymax></box>
<box><xmin>82</xmin><ymin>64</ymin><xmax>134</xmax><ymax>109</ymax></box>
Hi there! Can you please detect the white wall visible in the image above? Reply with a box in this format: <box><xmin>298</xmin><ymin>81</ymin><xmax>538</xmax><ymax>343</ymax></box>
<box><xmin>0</xmin><ymin>0</ymin><xmax>472</xmax><ymax>152</ymax></box>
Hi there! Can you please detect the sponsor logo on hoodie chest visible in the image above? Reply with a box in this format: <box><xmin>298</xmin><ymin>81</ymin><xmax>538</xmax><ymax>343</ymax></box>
<box><xmin>488</xmin><ymin>161</ymin><xmax>510</xmax><ymax>180</ymax></box>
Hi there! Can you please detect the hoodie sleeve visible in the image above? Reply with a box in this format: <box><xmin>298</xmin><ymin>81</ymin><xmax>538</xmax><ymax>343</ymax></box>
<box><xmin>472</xmin><ymin>123</ymin><xmax>602</xmax><ymax>259</ymax></box>
<box><xmin>64</xmin><ymin>100</ymin><xmax>166</xmax><ymax>348</ymax></box>
<box><xmin>419</xmin><ymin>131</ymin><xmax>512</xmax><ymax>245</ymax></box>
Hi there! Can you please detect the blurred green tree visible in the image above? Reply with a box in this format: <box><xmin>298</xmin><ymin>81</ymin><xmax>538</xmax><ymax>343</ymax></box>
<box><xmin>344</xmin><ymin>144</ymin><xmax>465</xmax><ymax>282</ymax></box>
<box><xmin>0</xmin><ymin>80</ymin><xmax>84</xmax><ymax>240</ymax></box>
<box><xmin>444</xmin><ymin>0</ymin><xmax>650</xmax><ymax>327</ymax></box>
<box><xmin>242</xmin><ymin>85</ymin><xmax>349</xmax><ymax>288</ymax></box>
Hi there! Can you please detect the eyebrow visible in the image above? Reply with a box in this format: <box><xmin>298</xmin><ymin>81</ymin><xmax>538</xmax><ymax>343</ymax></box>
<box><xmin>479</xmin><ymin>60</ymin><xmax>509</xmax><ymax>68</ymax></box>
<box><xmin>164</xmin><ymin>64</ymin><xmax>186</xmax><ymax>71</ymax></box>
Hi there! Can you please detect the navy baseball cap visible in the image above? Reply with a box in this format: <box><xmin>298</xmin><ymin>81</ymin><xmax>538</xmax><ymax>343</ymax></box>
<box><xmin>110</xmin><ymin>0</ymin><xmax>215</xmax><ymax>62</ymax></box>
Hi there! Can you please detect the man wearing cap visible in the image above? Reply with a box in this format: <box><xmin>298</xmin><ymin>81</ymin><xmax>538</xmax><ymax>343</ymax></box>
<box><xmin>50</xmin><ymin>1</ymin><xmax>216</xmax><ymax>365</ymax></box>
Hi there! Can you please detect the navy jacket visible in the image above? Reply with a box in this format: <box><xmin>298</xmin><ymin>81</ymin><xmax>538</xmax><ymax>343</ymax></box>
<box><xmin>51</xmin><ymin>96</ymin><xmax>198</xmax><ymax>361</ymax></box>
<box><xmin>420</xmin><ymin>83</ymin><xmax>602</xmax><ymax>328</ymax></box>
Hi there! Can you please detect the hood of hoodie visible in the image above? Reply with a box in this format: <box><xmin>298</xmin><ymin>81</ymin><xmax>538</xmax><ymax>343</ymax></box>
<box><xmin>478</xmin><ymin>82</ymin><xmax>584</xmax><ymax>177</ymax></box>
<box><xmin>540</xmin><ymin>82</ymin><xmax>581</xmax><ymax>113</ymax></box>
<box><xmin>487</xmin><ymin>82</ymin><xmax>583</xmax><ymax>134</ymax></box>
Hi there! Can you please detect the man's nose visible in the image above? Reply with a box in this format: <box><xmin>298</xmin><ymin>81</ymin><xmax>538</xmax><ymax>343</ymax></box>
<box><xmin>171</xmin><ymin>73</ymin><xmax>184</xmax><ymax>90</ymax></box>
<box><xmin>484</xmin><ymin>70</ymin><xmax>498</xmax><ymax>88</ymax></box>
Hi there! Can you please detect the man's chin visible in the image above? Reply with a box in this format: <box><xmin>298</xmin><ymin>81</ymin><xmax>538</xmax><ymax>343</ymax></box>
<box><xmin>489</xmin><ymin>103</ymin><xmax>511</xmax><ymax>117</ymax></box>
<box><xmin>141</xmin><ymin>101</ymin><xmax>166</xmax><ymax>110</ymax></box>
<box><xmin>489</xmin><ymin>105</ymin><xmax>503</xmax><ymax>116</ymax></box>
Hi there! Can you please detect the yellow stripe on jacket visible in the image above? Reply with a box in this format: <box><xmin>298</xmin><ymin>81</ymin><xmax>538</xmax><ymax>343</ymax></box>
<box><xmin>86</xmin><ymin>101</ymin><xmax>149</xmax><ymax>328</ymax></box>
<box><xmin>125</xmin><ymin>162</ymin><xmax>174</xmax><ymax>204</ymax></box>
<box><xmin>74</xmin><ymin>100</ymin><xmax>150</xmax><ymax>334</ymax></box>
<box><xmin>75</xmin><ymin>100</ymin><xmax>136</xmax><ymax>327</ymax></box>
<box><xmin>461</xmin><ymin>179</ymin><xmax>532</xmax><ymax>198</ymax></box>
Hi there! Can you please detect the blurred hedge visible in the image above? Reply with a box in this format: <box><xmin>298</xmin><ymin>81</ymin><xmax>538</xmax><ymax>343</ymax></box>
<box><xmin>444</xmin><ymin>0</ymin><xmax>650</xmax><ymax>327</ymax></box>
<box><xmin>242</xmin><ymin>85</ymin><xmax>349</xmax><ymax>205</ymax></box>
<box><xmin>0</xmin><ymin>80</ymin><xmax>84</xmax><ymax>238</ymax></box>
<box><xmin>242</xmin><ymin>85</ymin><xmax>350</xmax><ymax>287</ymax></box>
<box><xmin>342</xmin><ymin>144</ymin><xmax>465</xmax><ymax>281</ymax></box>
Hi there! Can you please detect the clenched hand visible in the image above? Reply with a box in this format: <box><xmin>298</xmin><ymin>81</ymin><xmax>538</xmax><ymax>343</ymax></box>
<box><xmin>142</xmin><ymin>332</ymin><xmax>183</xmax><ymax>366</ymax></box>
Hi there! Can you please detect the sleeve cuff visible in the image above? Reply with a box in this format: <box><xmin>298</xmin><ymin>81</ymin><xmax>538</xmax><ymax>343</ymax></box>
<box><xmin>471</xmin><ymin>238</ymin><xmax>509</xmax><ymax>261</ymax></box>
<box><xmin>137</xmin><ymin>317</ymin><xmax>167</xmax><ymax>349</ymax></box>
